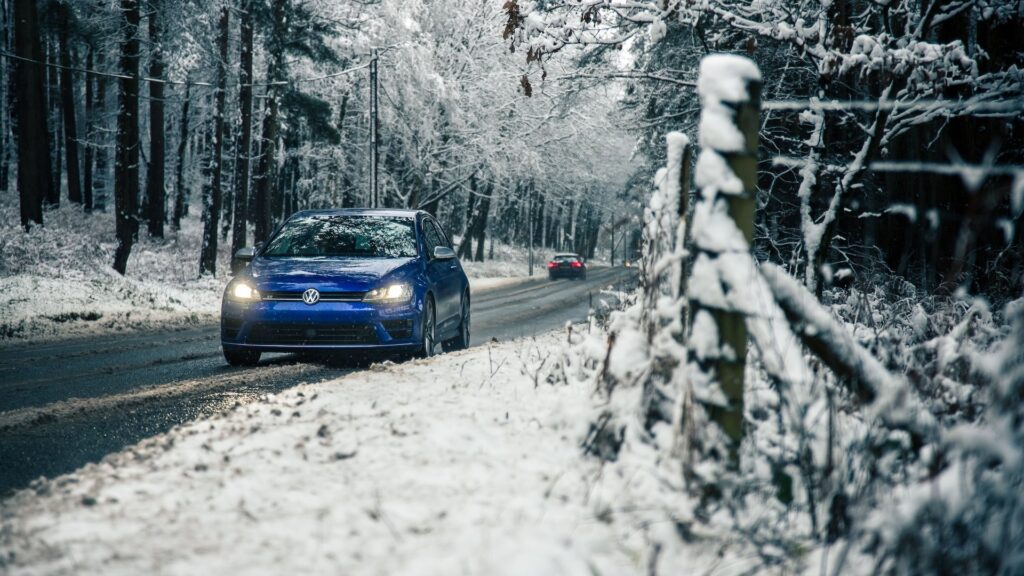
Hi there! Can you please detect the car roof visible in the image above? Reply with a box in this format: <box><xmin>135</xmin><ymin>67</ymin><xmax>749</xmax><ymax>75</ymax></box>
<box><xmin>289</xmin><ymin>208</ymin><xmax>425</xmax><ymax>219</ymax></box>
<box><xmin>552</xmin><ymin>252</ymin><xmax>581</xmax><ymax>257</ymax></box>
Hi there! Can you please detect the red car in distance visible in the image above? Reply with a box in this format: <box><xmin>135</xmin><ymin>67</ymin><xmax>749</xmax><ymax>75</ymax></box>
<box><xmin>547</xmin><ymin>253</ymin><xmax>587</xmax><ymax>280</ymax></box>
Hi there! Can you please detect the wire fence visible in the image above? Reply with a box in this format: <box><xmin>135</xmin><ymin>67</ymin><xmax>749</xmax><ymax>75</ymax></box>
<box><xmin>763</xmin><ymin>97</ymin><xmax>1024</xmax><ymax>116</ymax></box>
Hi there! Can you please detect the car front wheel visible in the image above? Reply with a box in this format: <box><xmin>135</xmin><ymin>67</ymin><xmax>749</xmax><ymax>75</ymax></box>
<box><xmin>418</xmin><ymin>297</ymin><xmax>438</xmax><ymax>358</ymax></box>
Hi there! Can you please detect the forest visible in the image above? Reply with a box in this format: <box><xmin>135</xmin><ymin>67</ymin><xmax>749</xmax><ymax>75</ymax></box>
<box><xmin>2</xmin><ymin>0</ymin><xmax>1024</xmax><ymax>572</ymax></box>
<box><xmin>2</xmin><ymin>0</ymin><xmax>1020</xmax><ymax>293</ymax></box>
<box><xmin>1</xmin><ymin>0</ymin><xmax>637</xmax><ymax>276</ymax></box>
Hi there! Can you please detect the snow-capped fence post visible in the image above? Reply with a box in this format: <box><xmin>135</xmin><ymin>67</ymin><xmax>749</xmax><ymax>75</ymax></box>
<box><xmin>686</xmin><ymin>54</ymin><xmax>761</xmax><ymax>468</ymax></box>
<box><xmin>666</xmin><ymin>132</ymin><xmax>691</xmax><ymax>306</ymax></box>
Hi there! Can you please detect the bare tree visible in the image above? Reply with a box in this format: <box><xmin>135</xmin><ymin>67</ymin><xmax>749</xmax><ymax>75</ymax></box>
<box><xmin>199</xmin><ymin>5</ymin><xmax>229</xmax><ymax>275</ymax></box>
<box><xmin>231</xmin><ymin>0</ymin><xmax>254</xmax><ymax>254</ymax></box>
<box><xmin>0</xmin><ymin>0</ymin><xmax>8</xmax><ymax>194</ymax></box>
<box><xmin>171</xmin><ymin>79</ymin><xmax>190</xmax><ymax>231</ymax></box>
<box><xmin>55</xmin><ymin>0</ymin><xmax>81</xmax><ymax>205</ymax></box>
<box><xmin>252</xmin><ymin>0</ymin><xmax>285</xmax><ymax>243</ymax></box>
<box><xmin>82</xmin><ymin>47</ymin><xmax>94</xmax><ymax>211</ymax></box>
<box><xmin>145</xmin><ymin>0</ymin><xmax>166</xmax><ymax>237</ymax></box>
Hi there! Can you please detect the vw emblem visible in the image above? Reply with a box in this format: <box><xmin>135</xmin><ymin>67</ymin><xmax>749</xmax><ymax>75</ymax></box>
<box><xmin>301</xmin><ymin>288</ymin><xmax>320</xmax><ymax>305</ymax></box>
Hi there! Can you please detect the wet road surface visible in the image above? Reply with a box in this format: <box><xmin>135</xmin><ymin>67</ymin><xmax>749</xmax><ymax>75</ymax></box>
<box><xmin>0</xmin><ymin>267</ymin><xmax>635</xmax><ymax>496</ymax></box>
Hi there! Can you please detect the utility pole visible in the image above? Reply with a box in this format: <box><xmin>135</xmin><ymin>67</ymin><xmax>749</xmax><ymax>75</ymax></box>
<box><xmin>527</xmin><ymin>188</ymin><xmax>534</xmax><ymax>276</ymax></box>
<box><xmin>610</xmin><ymin>218</ymin><xmax>615</xmax><ymax>266</ymax></box>
<box><xmin>369</xmin><ymin>48</ymin><xmax>379</xmax><ymax>208</ymax></box>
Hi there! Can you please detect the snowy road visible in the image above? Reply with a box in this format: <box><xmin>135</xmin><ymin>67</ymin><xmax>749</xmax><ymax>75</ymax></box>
<box><xmin>0</xmin><ymin>266</ymin><xmax>635</xmax><ymax>496</ymax></box>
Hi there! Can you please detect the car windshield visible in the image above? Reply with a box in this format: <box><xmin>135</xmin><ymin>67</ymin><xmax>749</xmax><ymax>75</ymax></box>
<box><xmin>262</xmin><ymin>215</ymin><xmax>418</xmax><ymax>258</ymax></box>
<box><xmin>553</xmin><ymin>255</ymin><xmax>579</xmax><ymax>262</ymax></box>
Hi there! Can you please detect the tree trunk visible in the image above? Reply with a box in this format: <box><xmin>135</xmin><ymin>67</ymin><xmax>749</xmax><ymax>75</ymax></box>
<box><xmin>82</xmin><ymin>48</ymin><xmax>94</xmax><ymax>211</ymax></box>
<box><xmin>220</xmin><ymin>121</ymin><xmax>234</xmax><ymax>241</ymax></box>
<box><xmin>146</xmin><ymin>1</ymin><xmax>166</xmax><ymax>237</ymax></box>
<box><xmin>252</xmin><ymin>0</ymin><xmax>286</xmax><ymax>243</ymax></box>
<box><xmin>46</xmin><ymin>39</ymin><xmax>60</xmax><ymax>206</ymax></box>
<box><xmin>12</xmin><ymin>0</ymin><xmax>50</xmax><ymax>228</ymax></box>
<box><xmin>474</xmin><ymin>183</ymin><xmax>491</xmax><ymax>262</ymax></box>
<box><xmin>92</xmin><ymin>51</ymin><xmax>108</xmax><ymax>211</ymax></box>
<box><xmin>112</xmin><ymin>0</ymin><xmax>141</xmax><ymax>275</ymax></box>
<box><xmin>0</xmin><ymin>0</ymin><xmax>9</xmax><ymax>194</ymax></box>
<box><xmin>231</xmin><ymin>0</ymin><xmax>254</xmax><ymax>254</ymax></box>
<box><xmin>172</xmin><ymin>80</ymin><xmax>190</xmax><ymax>230</ymax></box>
<box><xmin>457</xmin><ymin>178</ymin><xmax>477</xmax><ymax>260</ymax></box>
<box><xmin>57</xmin><ymin>2</ymin><xmax>81</xmax><ymax>205</ymax></box>
<box><xmin>199</xmin><ymin>6</ymin><xmax>229</xmax><ymax>275</ymax></box>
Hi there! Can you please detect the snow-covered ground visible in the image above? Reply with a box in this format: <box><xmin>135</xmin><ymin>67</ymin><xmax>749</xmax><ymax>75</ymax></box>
<box><xmin>0</xmin><ymin>199</ymin><xmax>228</xmax><ymax>342</ymax></box>
<box><xmin>0</xmin><ymin>198</ymin><xmax>532</xmax><ymax>344</ymax></box>
<box><xmin>0</xmin><ymin>332</ymin><xmax>720</xmax><ymax>575</ymax></box>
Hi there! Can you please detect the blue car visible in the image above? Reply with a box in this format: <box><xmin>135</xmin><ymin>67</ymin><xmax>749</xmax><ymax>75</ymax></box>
<box><xmin>221</xmin><ymin>209</ymin><xmax>471</xmax><ymax>366</ymax></box>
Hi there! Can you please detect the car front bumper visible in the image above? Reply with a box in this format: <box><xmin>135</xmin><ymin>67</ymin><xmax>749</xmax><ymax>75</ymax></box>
<box><xmin>220</xmin><ymin>298</ymin><xmax>422</xmax><ymax>353</ymax></box>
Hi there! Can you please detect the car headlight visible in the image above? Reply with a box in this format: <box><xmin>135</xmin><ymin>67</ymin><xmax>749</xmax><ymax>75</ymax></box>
<box><xmin>364</xmin><ymin>283</ymin><xmax>411</xmax><ymax>302</ymax></box>
<box><xmin>229</xmin><ymin>281</ymin><xmax>261</xmax><ymax>301</ymax></box>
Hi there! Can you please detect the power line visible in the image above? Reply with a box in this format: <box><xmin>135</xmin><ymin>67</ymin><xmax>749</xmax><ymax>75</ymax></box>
<box><xmin>0</xmin><ymin>49</ymin><xmax>370</xmax><ymax>88</ymax></box>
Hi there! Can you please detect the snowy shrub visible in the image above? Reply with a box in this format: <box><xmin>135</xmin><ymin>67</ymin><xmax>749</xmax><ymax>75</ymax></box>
<box><xmin>846</xmin><ymin>298</ymin><xmax>1024</xmax><ymax>575</ymax></box>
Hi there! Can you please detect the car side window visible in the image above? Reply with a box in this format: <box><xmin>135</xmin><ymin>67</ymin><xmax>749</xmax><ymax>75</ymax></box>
<box><xmin>428</xmin><ymin>219</ymin><xmax>451</xmax><ymax>249</ymax></box>
<box><xmin>422</xmin><ymin>219</ymin><xmax>442</xmax><ymax>257</ymax></box>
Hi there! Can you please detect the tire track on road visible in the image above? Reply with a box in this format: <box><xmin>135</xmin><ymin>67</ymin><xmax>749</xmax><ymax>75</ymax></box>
<box><xmin>0</xmin><ymin>360</ymin><xmax>340</xmax><ymax>432</ymax></box>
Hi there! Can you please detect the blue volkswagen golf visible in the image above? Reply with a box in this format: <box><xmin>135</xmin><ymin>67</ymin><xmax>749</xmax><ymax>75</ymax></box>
<box><xmin>220</xmin><ymin>209</ymin><xmax>470</xmax><ymax>366</ymax></box>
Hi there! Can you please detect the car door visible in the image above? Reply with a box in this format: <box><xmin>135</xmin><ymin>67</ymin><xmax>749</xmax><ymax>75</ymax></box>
<box><xmin>422</xmin><ymin>218</ymin><xmax>459</xmax><ymax>331</ymax></box>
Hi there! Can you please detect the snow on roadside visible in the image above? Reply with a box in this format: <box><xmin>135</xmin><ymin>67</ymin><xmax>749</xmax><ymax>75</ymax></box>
<box><xmin>457</xmin><ymin>236</ymin><xmax>607</xmax><ymax>281</ymax></box>
<box><xmin>457</xmin><ymin>237</ymin><xmax>531</xmax><ymax>280</ymax></box>
<box><xmin>1</xmin><ymin>333</ymin><xmax>667</xmax><ymax>575</ymax></box>
<box><xmin>0</xmin><ymin>198</ymin><xmax>226</xmax><ymax>343</ymax></box>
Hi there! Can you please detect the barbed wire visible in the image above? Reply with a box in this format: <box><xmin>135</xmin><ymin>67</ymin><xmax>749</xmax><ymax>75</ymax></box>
<box><xmin>868</xmin><ymin>160</ymin><xmax>1024</xmax><ymax>177</ymax></box>
<box><xmin>772</xmin><ymin>155</ymin><xmax>1024</xmax><ymax>193</ymax></box>
<box><xmin>763</xmin><ymin>98</ymin><xmax>1024</xmax><ymax>115</ymax></box>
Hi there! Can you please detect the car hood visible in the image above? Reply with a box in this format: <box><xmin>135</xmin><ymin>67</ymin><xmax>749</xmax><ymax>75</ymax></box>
<box><xmin>247</xmin><ymin>256</ymin><xmax>417</xmax><ymax>292</ymax></box>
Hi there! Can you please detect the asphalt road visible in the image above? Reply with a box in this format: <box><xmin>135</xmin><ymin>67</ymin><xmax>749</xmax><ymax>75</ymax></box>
<box><xmin>0</xmin><ymin>266</ymin><xmax>635</xmax><ymax>496</ymax></box>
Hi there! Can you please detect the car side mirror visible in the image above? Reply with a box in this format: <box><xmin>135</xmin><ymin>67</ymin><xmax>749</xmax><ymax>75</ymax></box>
<box><xmin>231</xmin><ymin>246</ymin><xmax>256</xmax><ymax>274</ymax></box>
<box><xmin>433</xmin><ymin>246</ymin><xmax>456</xmax><ymax>260</ymax></box>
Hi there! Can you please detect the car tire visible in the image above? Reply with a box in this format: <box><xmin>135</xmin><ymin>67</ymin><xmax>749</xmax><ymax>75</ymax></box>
<box><xmin>443</xmin><ymin>293</ymin><xmax>470</xmax><ymax>352</ymax></box>
<box><xmin>224</xmin><ymin>348</ymin><xmax>260</xmax><ymax>366</ymax></box>
<box><xmin>418</xmin><ymin>296</ymin><xmax>438</xmax><ymax>358</ymax></box>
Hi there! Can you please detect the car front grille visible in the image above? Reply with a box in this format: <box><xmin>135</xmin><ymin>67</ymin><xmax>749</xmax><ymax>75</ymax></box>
<box><xmin>261</xmin><ymin>291</ymin><xmax>364</xmax><ymax>302</ymax></box>
<box><xmin>248</xmin><ymin>323</ymin><xmax>378</xmax><ymax>345</ymax></box>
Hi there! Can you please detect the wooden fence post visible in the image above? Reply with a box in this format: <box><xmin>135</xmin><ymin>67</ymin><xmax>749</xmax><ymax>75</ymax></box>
<box><xmin>687</xmin><ymin>54</ymin><xmax>761</xmax><ymax>468</ymax></box>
